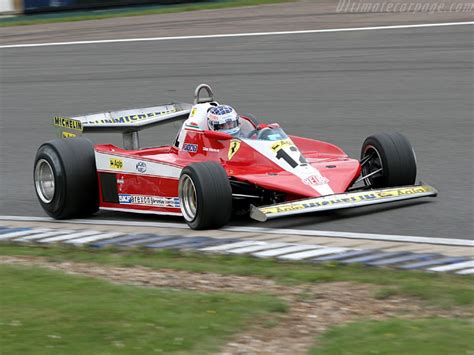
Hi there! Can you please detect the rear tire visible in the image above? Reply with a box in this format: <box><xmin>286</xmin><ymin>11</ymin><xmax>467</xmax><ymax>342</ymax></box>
<box><xmin>34</xmin><ymin>138</ymin><xmax>99</xmax><ymax>219</ymax></box>
<box><xmin>179</xmin><ymin>161</ymin><xmax>232</xmax><ymax>229</ymax></box>
<box><xmin>360</xmin><ymin>132</ymin><xmax>417</xmax><ymax>188</ymax></box>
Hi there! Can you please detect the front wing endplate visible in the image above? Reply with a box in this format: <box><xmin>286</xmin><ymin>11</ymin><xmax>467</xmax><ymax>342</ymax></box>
<box><xmin>250</xmin><ymin>184</ymin><xmax>437</xmax><ymax>222</ymax></box>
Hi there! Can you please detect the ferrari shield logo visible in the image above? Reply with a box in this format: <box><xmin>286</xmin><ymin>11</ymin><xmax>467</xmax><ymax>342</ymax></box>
<box><xmin>228</xmin><ymin>140</ymin><xmax>241</xmax><ymax>160</ymax></box>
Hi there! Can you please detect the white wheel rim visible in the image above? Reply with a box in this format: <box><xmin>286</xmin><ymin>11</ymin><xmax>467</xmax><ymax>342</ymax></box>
<box><xmin>362</xmin><ymin>145</ymin><xmax>384</xmax><ymax>186</ymax></box>
<box><xmin>34</xmin><ymin>159</ymin><xmax>55</xmax><ymax>203</ymax></box>
<box><xmin>179</xmin><ymin>174</ymin><xmax>197</xmax><ymax>222</ymax></box>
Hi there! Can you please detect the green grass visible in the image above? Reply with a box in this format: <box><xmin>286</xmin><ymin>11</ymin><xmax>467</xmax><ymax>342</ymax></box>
<box><xmin>309</xmin><ymin>318</ymin><xmax>474</xmax><ymax>354</ymax></box>
<box><xmin>0</xmin><ymin>264</ymin><xmax>287</xmax><ymax>354</ymax></box>
<box><xmin>0</xmin><ymin>0</ymin><xmax>294</xmax><ymax>27</ymax></box>
<box><xmin>1</xmin><ymin>244</ymin><xmax>473</xmax><ymax>308</ymax></box>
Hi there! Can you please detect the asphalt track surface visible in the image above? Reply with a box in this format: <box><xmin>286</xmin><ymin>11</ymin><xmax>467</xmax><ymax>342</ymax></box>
<box><xmin>2</xmin><ymin>1</ymin><xmax>473</xmax><ymax>45</ymax></box>
<box><xmin>1</xmin><ymin>25</ymin><xmax>473</xmax><ymax>239</ymax></box>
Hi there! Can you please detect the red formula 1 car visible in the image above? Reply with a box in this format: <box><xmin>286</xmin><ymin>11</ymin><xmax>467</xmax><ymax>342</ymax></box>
<box><xmin>34</xmin><ymin>84</ymin><xmax>437</xmax><ymax>229</ymax></box>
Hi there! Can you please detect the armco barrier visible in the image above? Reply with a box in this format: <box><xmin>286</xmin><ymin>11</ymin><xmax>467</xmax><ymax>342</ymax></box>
<box><xmin>21</xmin><ymin>0</ymin><xmax>204</xmax><ymax>14</ymax></box>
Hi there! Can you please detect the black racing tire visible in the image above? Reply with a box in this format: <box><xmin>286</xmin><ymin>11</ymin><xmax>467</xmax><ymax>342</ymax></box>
<box><xmin>178</xmin><ymin>161</ymin><xmax>232</xmax><ymax>229</ymax></box>
<box><xmin>361</xmin><ymin>132</ymin><xmax>417</xmax><ymax>188</ymax></box>
<box><xmin>33</xmin><ymin>138</ymin><xmax>99</xmax><ymax>219</ymax></box>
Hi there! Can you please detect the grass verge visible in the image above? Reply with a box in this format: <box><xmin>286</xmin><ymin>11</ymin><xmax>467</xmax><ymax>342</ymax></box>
<box><xmin>0</xmin><ymin>263</ymin><xmax>286</xmax><ymax>354</ymax></box>
<box><xmin>309</xmin><ymin>318</ymin><xmax>474</xmax><ymax>354</ymax></box>
<box><xmin>1</xmin><ymin>243</ymin><xmax>473</xmax><ymax>308</ymax></box>
<box><xmin>0</xmin><ymin>0</ymin><xmax>293</xmax><ymax>27</ymax></box>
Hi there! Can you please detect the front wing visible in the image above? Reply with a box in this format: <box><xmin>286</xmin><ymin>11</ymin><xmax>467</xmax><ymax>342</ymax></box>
<box><xmin>250</xmin><ymin>184</ymin><xmax>437</xmax><ymax>222</ymax></box>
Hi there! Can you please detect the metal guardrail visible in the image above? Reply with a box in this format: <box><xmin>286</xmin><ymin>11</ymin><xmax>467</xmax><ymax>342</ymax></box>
<box><xmin>19</xmin><ymin>0</ymin><xmax>203</xmax><ymax>14</ymax></box>
<box><xmin>0</xmin><ymin>0</ymin><xmax>204</xmax><ymax>14</ymax></box>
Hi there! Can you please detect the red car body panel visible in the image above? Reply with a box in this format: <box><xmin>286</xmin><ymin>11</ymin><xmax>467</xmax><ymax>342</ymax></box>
<box><xmin>94</xmin><ymin>127</ymin><xmax>361</xmax><ymax>215</ymax></box>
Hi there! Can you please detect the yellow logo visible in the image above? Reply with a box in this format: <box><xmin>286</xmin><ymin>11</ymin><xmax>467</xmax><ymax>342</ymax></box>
<box><xmin>259</xmin><ymin>185</ymin><xmax>435</xmax><ymax>216</ymax></box>
<box><xmin>228</xmin><ymin>140</ymin><xmax>241</xmax><ymax>160</ymax></box>
<box><xmin>109</xmin><ymin>158</ymin><xmax>123</xmax><ymax>170</ymax></box>
<box><xmin>61</xmin><ymin>131</ymin><xmax>76</xmax><ymax>138</ymax></box>
<box><xmin>271</xmin><ymin>139</ymin><xmax>293</xmax><ymax>152</ymax></box>
<box><xmin>190</xmin><ymin>107</ymin><xmax>197</xmax><ymax>117</ymax></box>
<box><xmin>53</xmin><ymin>117</ymin><xmax>83</xmax><ymax>131</ymax></box>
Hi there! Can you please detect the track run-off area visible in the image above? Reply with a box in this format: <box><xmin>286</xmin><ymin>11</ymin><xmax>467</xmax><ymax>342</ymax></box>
<box><xmin>1</xmin><ymin>22</ymin><xmax>473</xmax><ymax>241</ymax></box>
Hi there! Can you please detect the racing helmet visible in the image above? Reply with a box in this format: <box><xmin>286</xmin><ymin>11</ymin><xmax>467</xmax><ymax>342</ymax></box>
<box><xmin>207</xmin><ymin>105</ymin><xmax>241</xmax><ymax>136</ymax></box>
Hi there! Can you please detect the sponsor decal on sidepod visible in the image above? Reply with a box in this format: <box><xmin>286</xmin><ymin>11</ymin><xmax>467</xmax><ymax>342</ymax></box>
<box><xmin>109</xmin><ymin>158</ymin><xmax>123</xmax><ymax>170</ymax></box>
<box><xmin>118</xmin><ymin>194</ymin><xmax>180</xmax><ymax>208</ymax></box>
<box><xmin>136</xmin><ymin>161</ymin><xmax>147</xmax><ymax>173</ymax></box>
<box><xmin>183</xmin><ymin>143</ymin><xmax>198</xmax><ymax>153</ymax></box>
<box><xmin>118</xmin><ymin>194</ymin><xmax>133</xmax><ymax>204</ymax></box>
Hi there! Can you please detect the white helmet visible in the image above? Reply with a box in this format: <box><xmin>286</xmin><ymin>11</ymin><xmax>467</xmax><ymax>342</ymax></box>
<box><xmin>207</xmin><ymin>105</ymin><xmax>241</xmax><ymax>136</ymax></box>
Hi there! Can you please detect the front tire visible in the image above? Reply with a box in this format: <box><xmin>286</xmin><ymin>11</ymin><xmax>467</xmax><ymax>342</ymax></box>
<box><xmin>360</xmin><ymin>132</ymin><xmax>417</xmax><ymax>188</ymax></box>
<box><xmin>34</xmin><ymin>138</ymin><xmax>99</xmax><ymax>219</ymax></box>
<box><xmin>179</xmin><ymin>161</ymin><xmax>232</xmax><ymax>229</ymax></box>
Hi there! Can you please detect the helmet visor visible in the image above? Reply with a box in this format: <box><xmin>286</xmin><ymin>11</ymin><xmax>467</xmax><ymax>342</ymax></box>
<box><xmin>209</xmin><ymin>117</ymin><xmax>240</xmax><ymax>131</ymax></box>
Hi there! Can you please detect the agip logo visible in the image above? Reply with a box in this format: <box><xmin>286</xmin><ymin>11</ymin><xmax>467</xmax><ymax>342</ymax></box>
<box><xmin>109</xmin><ymin>158</ymin><xmax>123</xmax><ymax>170</ymax></box>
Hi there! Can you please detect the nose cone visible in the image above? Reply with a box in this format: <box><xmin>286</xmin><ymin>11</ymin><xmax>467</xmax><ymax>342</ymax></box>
<box><xmin>226</xmin><ymin>136</ymin><xmax>360</xmax><ymax>198</ymax></box>
<box><xmin>232</xmin><ymin>171</ymin><xmax>328</xmax><ymax>198</ymax></box>
<box><xmin>231</xmin><ymin>158</ymin><xmax>361</xmax><ymax>198</ymax></box>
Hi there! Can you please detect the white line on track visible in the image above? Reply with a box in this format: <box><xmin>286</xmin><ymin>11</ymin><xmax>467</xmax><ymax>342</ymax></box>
<box><xmin>428</xmin><ymin>260</ymin><xmax>474</xmax><ymax>272</ymax></box>
<box><xmin>227</xmin><ymin>242</ymin><xmax>290</xmax><ymax>254</ymax></box>
<box><xmin>223</xmin><ymin>226</ymin><xmax>474</xmax><ymax>247</ymax></box>
<box><xmin>0</xmin><ymin>228</ymin><xmax>51</xmax><ymax>240</ymax></box>
<box><xmin>65</xmin><ymin>232</ymin><xmax>124</xmax><ymax>245</ymax></box>
<box><xmin>1</xmin><ymin>22</ymin><xmax>473</xmax><ymax>49</ymax></box>
<box><xmin>0</xmin><ymin>215</ymin><xmax>473</xmax><ymax>247</ymax></box>
<box><xmin>200</xmin><ymin>241</ymin><xmax>264</xmax><ymax>252</ymax></box>
<box><xmin>456</xmin><ymin>268</ymin><xmax>474</xmax><ymax>275</ymax></box>
<box><xmin>17</xmin><ymin>230</ymin><xmax>74</xmax><ymax>242</ymax></box>
<box><xmin>278</xmin><ymin>247</ymin><xmax>349</xmax><ymax>260</ymax></box>
<box><xmin>254</xmin><ymin>245</ymin><xmax>320</xmax><ymax>258</ymax></box>
<box><xmin>39</xmin><ymin>230</ymin><xmax>101</xmax><ymax>243</ymax></box>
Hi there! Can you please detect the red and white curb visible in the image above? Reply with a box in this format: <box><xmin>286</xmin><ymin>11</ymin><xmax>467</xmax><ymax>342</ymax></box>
<box><xmin>0</xmin><ymin>223</ymin><xmax>472</xmax><ymax>275</ymax></box>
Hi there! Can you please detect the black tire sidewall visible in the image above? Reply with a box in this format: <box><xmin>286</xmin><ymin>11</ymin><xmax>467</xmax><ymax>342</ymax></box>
<box><xmin>362</xmin><ymin>132</ymin><xmax>417</xmax><ymax>187</ymax></box>
<box><xmin>180</xmin><ymin>162</ymin><xmax>232</xmax><ymax>229</ymax></box>
<box><xmin>33</xmin><ymin>138</ymin><xmax>98</xmax><ymax>219</ymax></box>
<box><xmin>34</xmin><ymin>145</ymin><xmax>68</xmax><ymax>217</ymax></box>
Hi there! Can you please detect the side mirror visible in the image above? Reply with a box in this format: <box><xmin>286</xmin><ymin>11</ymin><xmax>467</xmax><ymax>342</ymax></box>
<box><xmin>203</xmin><ymin>130</ymin><xmax>233</xmax><ymax>141</ymax></box>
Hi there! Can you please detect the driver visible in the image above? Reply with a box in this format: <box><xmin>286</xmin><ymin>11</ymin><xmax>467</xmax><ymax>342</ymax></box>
<box><xmin>207</xmin><ymin>105</ymin><xmax>241</xmax><ymax>136</ymax></box>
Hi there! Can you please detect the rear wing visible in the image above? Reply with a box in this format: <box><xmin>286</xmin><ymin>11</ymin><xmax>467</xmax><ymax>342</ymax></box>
<box><xmin>52</xmin><ymin>102</ymin><xmax>192</xmax><ymax>149</ymax></box>
<box><xmin>52</xmin><ymin>83</ymin><xmax>216</xmax><ymax>150</ymax></box>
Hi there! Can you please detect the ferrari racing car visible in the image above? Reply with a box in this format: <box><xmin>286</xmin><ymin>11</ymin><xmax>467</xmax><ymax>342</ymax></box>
<box><xmin>34</xmin><ymin>84</ymin><xmax>437</xmax><ymax>229</ymax></box>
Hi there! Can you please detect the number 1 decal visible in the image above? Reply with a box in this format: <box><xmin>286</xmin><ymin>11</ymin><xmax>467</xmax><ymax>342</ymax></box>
<box><xmin>275</xmin><ymin>148</ymin><xmax>298</xmax><ymax>168</ymax></box>
<box><xmin>274</xmin><ymin>140</ymin><xmax>308</xmax><ymax>169</ymax></box>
